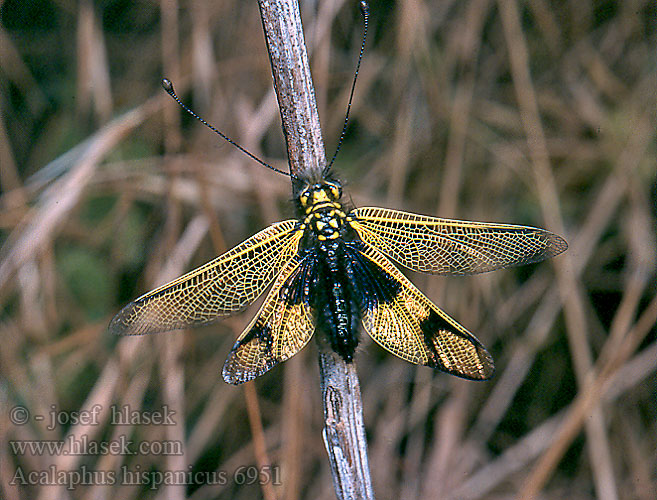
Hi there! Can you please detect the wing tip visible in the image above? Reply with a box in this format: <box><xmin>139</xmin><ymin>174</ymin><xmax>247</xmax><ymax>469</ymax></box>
<box><xmin>108</xmin><ymin>302</ymin><xmax>139</xmax><ymax>336</ymax></box>
<box><xmin>475</xmin><ymin>345</ymin><xmax>495</xmax><ymax>380</ymax></box>
<box><xmin>438</xmin><ymin>346</ymin><xmax>495</xmax><ymax>381</ymax></box>
<box><xmin>221</xmin><ymin>366</ymin><xmax>255</xmax><ymax>385</ymax></box>
<box><xmin>222</xmin><ymin>336</ymin><xmax>279</xmax><ymax>385</ymax></box>
<box><xmin>222</xmin><ymin>354</ymin><xmax>273</xmax><ymax>385</ymax></box>
<box><xmin>108</xmin><ymin>301</ymin><xmax>170</xmax><ymax>336</ymax></box>
<box><xmin>546</xmin><ymin>231</ymin><xmax>568</xmax><ymax>258</ymax></box>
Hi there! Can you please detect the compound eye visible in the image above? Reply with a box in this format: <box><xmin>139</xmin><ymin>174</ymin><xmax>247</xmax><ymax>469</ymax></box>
<box><xmin>326</xmin><ymin>181</ymin><xmax>341</xmax><ymax>200</ymax></box>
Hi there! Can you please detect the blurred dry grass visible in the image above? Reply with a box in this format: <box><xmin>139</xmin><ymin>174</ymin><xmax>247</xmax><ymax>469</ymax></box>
<box><xmin>1</xmin><ymin>1</ymin><xmax>656</xmax><ymax>499</ymax></box>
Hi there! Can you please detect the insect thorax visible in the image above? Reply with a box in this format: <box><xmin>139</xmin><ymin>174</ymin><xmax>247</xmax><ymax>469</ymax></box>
<box><xmin>297</xmin><ymin>179</ymin><xmax>352</xmax><ymax>242</ymax></box>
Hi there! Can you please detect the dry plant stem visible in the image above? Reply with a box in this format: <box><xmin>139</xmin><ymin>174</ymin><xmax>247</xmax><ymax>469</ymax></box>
<box><xmin>193</xmin><ymin>156</ymin><xmax>277</xmax><ymax>500</ymax></box>
<box><xmin>244</xmin><ymin>383</ymin><xmax>279</xmax><ymax>500</ymax></box>
<box><xmin>0</xmin><ymin>95</ymin><xmax>164</xmax><ymax>296</ymax></box>
<box><xmin>448</xmin><ymin>336</ymin><xmax>657</xmax><ymax>500</ymax></box>
<box><xmin>257</xmin><ymin>1</ymin><xmax>374</xmax><ymax>499</ymax></box>
<box><xmin>258</xmin><ymin>0</ymin><xmax>326</xmax><ymax>184</ymax></box>
<box><xmin>158</xmin><ymin>4</ymin><xmax>186</xmax><ymax>499</ymax></box>
<box><xmin>319</xmin><ymin>350</ymin><xmax>375</xmax><ymax>500</ymax></box>
<box><xmin>497</xmin><ymin>0</ymin><xmax>617</xmax><ymax>498</ymax></box>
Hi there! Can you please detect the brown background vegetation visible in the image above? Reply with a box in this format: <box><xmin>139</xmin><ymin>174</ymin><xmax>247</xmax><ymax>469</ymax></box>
<box><xmin>1</xmin><ymin>1</ymin><xmax>655</xmax><ymax>499</ymax></box>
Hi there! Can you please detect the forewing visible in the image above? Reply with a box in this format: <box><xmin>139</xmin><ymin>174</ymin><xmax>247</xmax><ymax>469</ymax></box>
<box><xmin>358</xmin><ymin>245</ymin><xmax>494</xmax><ymax>380</ymax></box>
<box><xmin>351</xmin><ymin>207</ymin><xmax>567</xmax><ymax>275</ymax></box>
<box><xmin>109</xmin><ymin>220</ymin><xmax>302</xmax><ymax>336</ymax></box>
<box><xmin>223</xmin><ymin>256</ymin><xmax>315</xmax><ymax>384</ymax></box>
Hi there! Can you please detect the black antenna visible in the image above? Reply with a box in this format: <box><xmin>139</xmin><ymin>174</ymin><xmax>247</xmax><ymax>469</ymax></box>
<box><xmin>324</xmin><ymin>0</ymin><xmax>369</xmax><ymax>174</ymax></box>
<box><xmin>161</xmin><ymin>79</ymin><xmax>296</xmax><ymax>179</ymax></box>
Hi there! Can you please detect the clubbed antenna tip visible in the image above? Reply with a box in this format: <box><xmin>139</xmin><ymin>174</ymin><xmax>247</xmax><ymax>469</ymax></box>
<box><xmin>162</xmin><ymin>78</ymin><xmax>174</xmax><ymax>93</ymax></box>
<box><xmin>160</xmin><ymin>77</ymin><xmax>296</xmax><ymax>179</ymax></box>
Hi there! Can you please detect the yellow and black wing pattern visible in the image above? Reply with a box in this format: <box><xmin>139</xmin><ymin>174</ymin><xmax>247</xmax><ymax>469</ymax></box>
<box><xmin>357</xmin><ymin>244</ymin><xmax>494</xmax><ymax>380</ymax></box>
<box><xmin>109</xmin><ymin>220</ymin><xmax>302</xmax><ymax>336</ymax></box>
<box><xmin>350</xmin><ymin>207</ymin><xmax>567</xmax><ymax>275</ymax></box>
<box><xmin>111</xmin><ymin>176</ymin><xmax>566</xmax><ymax>384</ymax></box>
<box><xmin>222</xmin><ymin>256</ymin><xmax>315</xmax><ymax>384</ymax></box>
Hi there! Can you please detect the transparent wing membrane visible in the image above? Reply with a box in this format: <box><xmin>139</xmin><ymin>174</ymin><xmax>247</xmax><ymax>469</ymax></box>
<box><xmin>109</xmin><ymin>220</ymin><xmax>302</xmax><ymax>336</ymax></box>
<box><xmin>222</xmin><ymin>257</ymin><xmax>315</xmax><ymax>384</ymax></box>
<box><xmin>351</xmin><ymin>207</ymin><xmax>567</xmax><ymax>275</ymax></box>
<box><xmin>110</xmin><ymin>192</ymin><xmax>566</xmax><ymax>383</ymax></box>
<box><xmin>358</xmin><ymin>245</ymin><xmax>494</xmax><ymax>380</ymax></box>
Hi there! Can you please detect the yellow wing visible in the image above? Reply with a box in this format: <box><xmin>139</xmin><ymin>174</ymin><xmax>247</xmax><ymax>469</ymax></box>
<box><xmin>358</xmin><ymin>244</ymin><xmax>494</xmax><ymax>380</ymax></box>
<box><xmin>350</xmin><ymin>207</ymin><xmax>567</xmax><ymax>275</ymax></box>
<box><xmin>109</xmin><ymin>220</ymin><xmax>302</xmax><ymax>336</ymax></box>
<box><xmin>222</xmin><ymin>256</ymin><xmax>315</xmax><ymax>384</ymax></box>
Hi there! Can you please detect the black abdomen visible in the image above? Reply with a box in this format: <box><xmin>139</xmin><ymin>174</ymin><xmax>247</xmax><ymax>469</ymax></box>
<box><xmin>316</xmin><ymin>240</ymin><xmax>362</xmax><ymax>360</ymax></box>
<box><xmin>291</xmin><ymin>239</ymin><xmax>400</xmax><ymax>362</ymax></box>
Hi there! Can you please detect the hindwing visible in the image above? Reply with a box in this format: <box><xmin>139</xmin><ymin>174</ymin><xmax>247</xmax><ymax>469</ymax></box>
<box><xmin>223</xmin><ymin>256</ymin><xmax>315</xmax><ymax>384</ymax></box>
<box><xmin>110</xmin><ymin>220</ymin><xmax>302</xmax><ymax>336</ymax></box>
<box><xmin>350</xmin><ymin>207</ymin><xmax>567</xmax><ymax>275</ymax></box>
<box><xmin>357</xmin><ymin>245</ymin><xmax>494</xmax><ymax>380</ymax></box>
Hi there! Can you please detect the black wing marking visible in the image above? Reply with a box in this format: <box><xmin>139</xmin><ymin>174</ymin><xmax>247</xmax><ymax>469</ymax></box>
<box><xmin>357</xmin><ymin>244</ymin><xmax>494</xmax><ymax>380</ymax></box>
<box><xmin>222</xmin><ymin>256</ymin><xmax>315</xmax><ymax>384</ymax></box>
